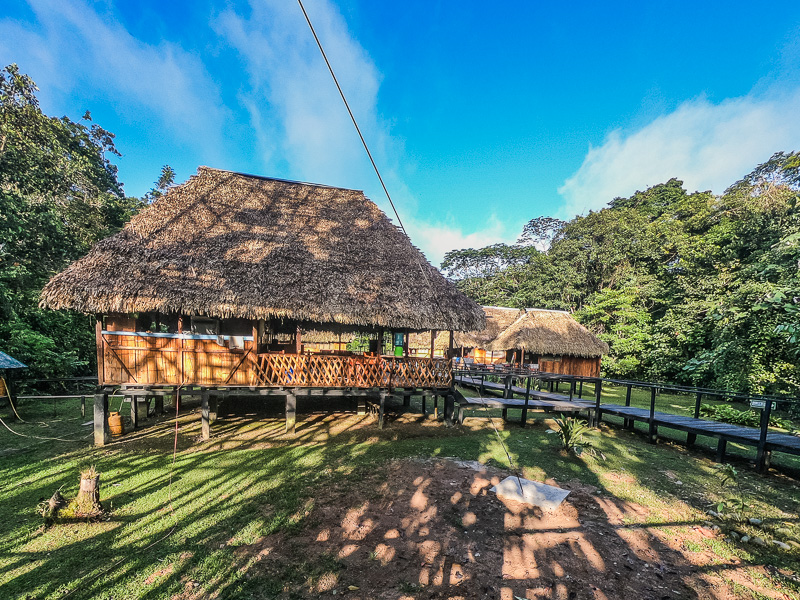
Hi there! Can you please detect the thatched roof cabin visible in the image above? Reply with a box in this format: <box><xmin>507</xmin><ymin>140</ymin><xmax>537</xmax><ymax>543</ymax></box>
<box><xmin>445</xmin><ymin>306</ymin><xmax>608</xmax><ymax>376</ymax></box>
<box><xmin>488</xmin><ymin>308</ymin><xmax>609</xmax><ymax>357</ymax></box>
<box><xmin>453</xmin><ymin>306</ymin><xmax>525</xmax><ymax>349</ymax></box>
<box><xmin>41</xmin><ymin>167</ymin><xmax>484</xmax><ymax>332</ymax></box>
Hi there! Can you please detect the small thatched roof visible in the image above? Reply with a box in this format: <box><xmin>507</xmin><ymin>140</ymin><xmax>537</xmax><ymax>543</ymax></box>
<box><xmin>41</xmin><ymin>167</ymin><xmax>484</xmax><ymax>332</ymax></box>
<box><xmin>488</xmin><ymin>309</ymin><xmax>609</xmax><ymax>358</ymax></box>
<box><xmin>453</xmin><ymin>306</ymin><xmax>525</xmax><ymax>349</ymax></box>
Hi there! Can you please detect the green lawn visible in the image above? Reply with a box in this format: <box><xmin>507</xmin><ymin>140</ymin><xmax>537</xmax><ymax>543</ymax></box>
<box><xmin>1</xmin><ymin>395</ymin><xmax>799</xmax><ymax>599</ymax></box>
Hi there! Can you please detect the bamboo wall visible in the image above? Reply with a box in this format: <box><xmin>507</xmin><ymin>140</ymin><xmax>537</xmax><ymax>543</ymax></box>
<box><xmin>99</xmin><ymin>333</ymin><xmax>451</xmax><ymax>388</ymax></box>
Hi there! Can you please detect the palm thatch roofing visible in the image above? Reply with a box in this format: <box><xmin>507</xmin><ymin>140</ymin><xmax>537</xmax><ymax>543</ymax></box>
<box><xmin>408</xmin><ymin>330</ymin><xmax>450</xmax><ymax>351</ymax></box>
<box><xmin>41</xmin><ymin>167</ymin><xmax>484</xmax><ymax>332</ymax></box>
<box><xmin>487</xmin><ymin>308</ymin><xmax>609</xmax><ymax>358</ymax></box>
<box><xmin>453</xmin><ymin>306</ymin><xmax>525</xmax><ymax>349</ymax></box>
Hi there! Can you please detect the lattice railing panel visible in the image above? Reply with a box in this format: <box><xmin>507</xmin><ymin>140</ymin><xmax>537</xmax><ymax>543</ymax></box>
<box><xmin>252</xmin><ymin>354</ymin><xmax>450</xmax><ymax>388</ymax></box>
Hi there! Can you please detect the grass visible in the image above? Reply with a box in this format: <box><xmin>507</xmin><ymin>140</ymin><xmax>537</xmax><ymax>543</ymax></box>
<box><xmin>1</xmin><ymin>394</ymin><xmax>799</xmax><ymax>599</ymax></box>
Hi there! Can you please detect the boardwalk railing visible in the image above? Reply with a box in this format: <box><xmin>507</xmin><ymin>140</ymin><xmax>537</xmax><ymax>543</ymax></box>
<box><xmin>453</xmin><ymin>363</ymin><xmax>800</xmax><ymax>472</ymax></box>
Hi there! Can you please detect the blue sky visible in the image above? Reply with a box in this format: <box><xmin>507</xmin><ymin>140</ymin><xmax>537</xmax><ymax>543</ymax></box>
<box><xmin>3</xmin><ymin>0</ymin><xmax>800</xmax><ymax>264</ymax></box>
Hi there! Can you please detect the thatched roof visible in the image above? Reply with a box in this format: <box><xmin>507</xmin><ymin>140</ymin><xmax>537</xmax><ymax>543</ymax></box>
<box><xmin>41</xmin><ymin>167</ymin><xmax>484</xmax><ymax>332</ymax></box>
<box><xmin>453</xmin><ymin>306</ymin><xmax>525</xmax><ymax>348</ymax></box>
<box><xmin>408</xmin><ymin>330</ymin><xmax>450</xmax><ymax>351</ymax></box>
<box><xmin>487</xmin><ymin>309</ymin><xmax>609</xmax><ymax>358</ymax></box>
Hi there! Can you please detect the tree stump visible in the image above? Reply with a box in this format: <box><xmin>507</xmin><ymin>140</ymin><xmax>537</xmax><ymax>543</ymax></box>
<box><xmin>74</xmin><ymin>471</ymin><xmax>102</xmax><ymax>516</ymax></box>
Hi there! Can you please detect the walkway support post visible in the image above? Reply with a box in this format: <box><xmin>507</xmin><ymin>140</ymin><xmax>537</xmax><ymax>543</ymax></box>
<box><xmin>756</xmin><ymin>400</ymin><xmax>773</xmax><ymax>473</ymax></box>
<box><xmin>521</xmin><ymin>375</ymin><xmax>531</xmax><ymax>427</ymax></box>
<box><xmin>648</xmin><ymin>387</ymin><xmax>657</xmax><ymax>443</ymax></box>
<box><xmin>687</xmin><ymin>392</ymin><xmax>702</xmax><ymax>446</ymax></box>
<box><xmin>593</xmin><ymin>379</ymin><xmax>602</xmax><ymax>427</ymax></box>
<box><xmin>624</xmin><ymin>385</ymin><xmax>633</xmax><ymax>429</ymax></box>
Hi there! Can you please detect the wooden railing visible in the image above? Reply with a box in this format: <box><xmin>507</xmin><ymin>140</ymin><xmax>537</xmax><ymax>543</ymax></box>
<box><xmin>99</xmin><ymin>332</ymin><xmax>451</xmax><ymax>388</ymax></box>
<box><xmin>252</xmin><ymin>354</ymin><xmax>451</xmax><ymax>388</ymax></box>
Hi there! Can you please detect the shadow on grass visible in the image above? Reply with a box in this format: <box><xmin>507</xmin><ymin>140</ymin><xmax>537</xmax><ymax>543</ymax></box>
<box><xmin>0</xmin><ymin>393</ymin><xmax>798</xmax><ymax>599</ymax></box>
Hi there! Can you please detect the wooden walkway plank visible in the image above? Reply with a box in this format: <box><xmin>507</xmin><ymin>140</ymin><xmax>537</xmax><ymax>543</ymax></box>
<box><xmin>455</xmin><ymin>374</ymin><xmax>800</xmax><ymax>462</ymax></box>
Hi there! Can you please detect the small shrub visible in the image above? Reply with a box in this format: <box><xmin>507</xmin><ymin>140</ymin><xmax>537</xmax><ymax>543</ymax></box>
<box><xmin>548</xmin><ymin>415</ymin><xmax>592</xmax><ymax>455</ymax></box>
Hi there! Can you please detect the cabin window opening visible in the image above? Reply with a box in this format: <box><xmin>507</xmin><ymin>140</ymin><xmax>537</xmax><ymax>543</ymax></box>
<box><xmin>191</xmin><ymin>316</ymin><xmax>219</xmax><ymax>335</ymax></box>
<box><xmin>540</xmin><ymin>355</ymin><xmax>562</xmax><ymax>362</ymax></box>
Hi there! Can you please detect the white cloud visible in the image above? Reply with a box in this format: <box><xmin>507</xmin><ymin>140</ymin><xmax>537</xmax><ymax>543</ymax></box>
<box><xmin>0</xmin><ymin>0</ymin><xmax>227</xmax><ymax>160</ymax></box>
<box><xmin>214</xmin><ymin>0</ymin><xmax>398</xmax><ymax>191</ymax></box>
<box><xmin>405</xmin><ymin>214</ymin><xmax>517</xmax><ymax>268</ymax></box>
<box><xmin>559</xmin><ymin>89</ymin><xmax>800</xmax><ymax>218</ymax></box>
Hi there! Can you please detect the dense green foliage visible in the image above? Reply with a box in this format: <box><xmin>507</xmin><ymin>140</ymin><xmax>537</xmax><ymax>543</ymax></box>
<box><xmin>442</xmin><ymin>156</ymin><xmax>800</xmax><ymax>395</ymax></box>
<box><xmin>0</xmin><ymin>64</ymin><xmax>141</xmax><ymax>384</ymax></box>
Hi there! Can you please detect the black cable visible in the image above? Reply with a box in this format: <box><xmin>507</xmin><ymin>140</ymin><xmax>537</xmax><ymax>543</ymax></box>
<box><xmin>297</xmin><ymin>0</ymin><xmax>409</xmax><ymax>238</ymax></box>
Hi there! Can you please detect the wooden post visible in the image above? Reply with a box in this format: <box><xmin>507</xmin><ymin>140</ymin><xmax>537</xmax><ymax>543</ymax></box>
<box><xmin>295</xmin><ymin>325</ymin><xmax>302</xmax><ymax>354</ymax></box>
<box><xmin>624</xmin><ymin>384</ymin><xmax>633</xmax><ymax>429</ymax></box>
<box><xmin>756</xmin><ymin>400</ymin><xmax>773</xmax><ymax>473</ymax></box>
<box><xmin>717</xmin><ymin>438</ymin><xmax>728</xmax><ymax>463</ymax></box>
<box><xmin>521</xmin><ymin>376</ymin><xmax>531</xmax><ymax>427</ymax></box>
<box><xmin>648</xmin><ymin>387</ymin><xmax>657</xmax><ymax>443</ymax></box>
<box><xmin>569</xmin><ymin>379</ymin><xmax>575</xmax><ymax>401</ymax></box>
<box><xmin>593</xmin><ymin>379</ymin><xmax>602</xmax><ymax>427</ymax></box>
<box><xmin>154</xmin><ymin>394</ymin><xmax>164</xmax><ymax>415</ymax></box>
<box><xmin>210</xmin><ymin>395</ymin><xmax>218</xmax><ymax>422</ymax></box>
<box><xmin>201</xmin><ymin>390</ymin><xmax>210</xmax><ymax>440</ymax></box>
<box><xmin>444</xmin><ymin>393</ymin><xmax>455</xmax><ymax>426</ymax></box>
<box><xmin>378</xmin><ymin>391</ymin><xmax>386</xmax><ymax>429</ymax></box>
<box><xmin>95</xmin><ymin>316</ymin><xmax>104</xmax><ymax>385</ymax></box>
<box><xmin>429</xmin><ymin>330</ymin><xmax>436</xmax><ymax>359</ymax></box>
<box><xmin>578</xmin><ymin>381</ymin><xmax>583</xmax><ymax>398</ymax></box>
<box><xmin>448</xmin><ymin>330</ymin><xmax>454</xmax><ymax>358</ymax></box>
<box><xmin>93</xmin><ymin>392</ymin><xmax>110</xmax><ymax>446</ymax></box>
<box><xmin>286</xmin><ymin>391</ymin><xmax>297</xmax><ymax>433</ymax></box>
<box><xmin>130</xmin><ymin>394</ymin><xmax>139</xmax><ymax>430</ymax></box>
<box><xmin>403</xmin><ymin>331</ymin><xmax>409</xmax><ymax>358</ymax></box>
<box><xmin>687</xmin><ymin>392</ymin><xmax>702</xmax><ymax>445</ymax></box>
<box><xmin>81</xmin><ymin>395</ymin><xmax>86</xmax><ymax>419</ymax></box>
<box><xmin>480</xmin><ymin>374</ymin><xmax>485</xmax><ymax>396</ymax></box>
<box><xmin>376</xmin><ymin>328</ymin><xmax>384</xmax><ymax>356</ymax></box>
<box><xmin>434</xmin><ymin>394</ymin><xmax>439</xmax><ymax>419</ymax></box>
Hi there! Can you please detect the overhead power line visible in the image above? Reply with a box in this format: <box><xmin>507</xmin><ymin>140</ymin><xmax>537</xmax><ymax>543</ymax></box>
<box><xmin>296</xmin><ymin>0</ymin><xmax>409</xmax><ymax>238</ymax></box>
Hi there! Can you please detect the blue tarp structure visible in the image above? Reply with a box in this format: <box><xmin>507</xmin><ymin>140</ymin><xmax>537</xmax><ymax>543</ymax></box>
<box><xmin>0</xmin><ymin>352</ymin><xmax>27</xmax><ymax>370</ymax></box>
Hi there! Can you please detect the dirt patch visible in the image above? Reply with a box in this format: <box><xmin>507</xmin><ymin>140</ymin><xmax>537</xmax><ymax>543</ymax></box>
<box><xmin>233</xmin><ymin>458</ymin><xmax>793</xmax><ymax>599</ymax></box>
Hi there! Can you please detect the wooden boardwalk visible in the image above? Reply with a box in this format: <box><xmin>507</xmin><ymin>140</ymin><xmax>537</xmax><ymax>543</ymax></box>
<box><xmin>599</xmin><ymin>404</ymin><xmax>800</xmax><ymax>459</ymax></box>
<box><xmin>455</xmin><ymin>374</ymin><xmax>800</xmax><ymax>469</ymax></box>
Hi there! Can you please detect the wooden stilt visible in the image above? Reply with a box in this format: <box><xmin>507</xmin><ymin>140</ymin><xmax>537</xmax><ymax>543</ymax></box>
<box><xmin>130</xmin><ymin>394</ymin><xmax>139</xmax><ymax>430</ymax></box>
<box><xmin>716</xmin><ymin>438</ymin><xmax>727</xmax><ymax>463</ymax></box>
<box><xmin>93</xmin><ymin>392</ymin><xmax>110</xmax><ymax>446</ymax></box>
<box><xmin>378</xmin><ymin>391</ymin><xmax>386</xmax><ymax>429</ymax></box>
<box><xmin>648</xmin><ymin>387</ymin><xmax>657</xmax><ymax>443</ymax></box>
<box><xmin>201</xmin><ymin>390</ymin><xmax>210</xmax><ymax>440</ymax></box>
<box><xmin>444</xmin><ymin>393</ymin><xmax>455</xmax><ymax>426</ymax></box>
<box><xmin>286</xmin><ymin>391</ymin><xmax>297</xmax><ymax>433</ymax></box>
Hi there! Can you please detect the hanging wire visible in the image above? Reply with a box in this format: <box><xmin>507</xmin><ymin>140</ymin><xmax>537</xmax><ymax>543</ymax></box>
<box><xmin>297</xmin><ymin>0</ymin><xmax>524</xmax><ymax>486</ymax></box>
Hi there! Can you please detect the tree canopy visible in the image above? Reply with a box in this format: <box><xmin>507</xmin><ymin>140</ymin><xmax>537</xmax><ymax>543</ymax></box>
<box><xmin>442</xmin><ymin>153</ymin><xmax>800</xmax><ymax>395</ymax></box>
<box><xmin>0</xmin><ymin>64</ymin><xmax>141</xmax><ymax>383</ymax></box>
